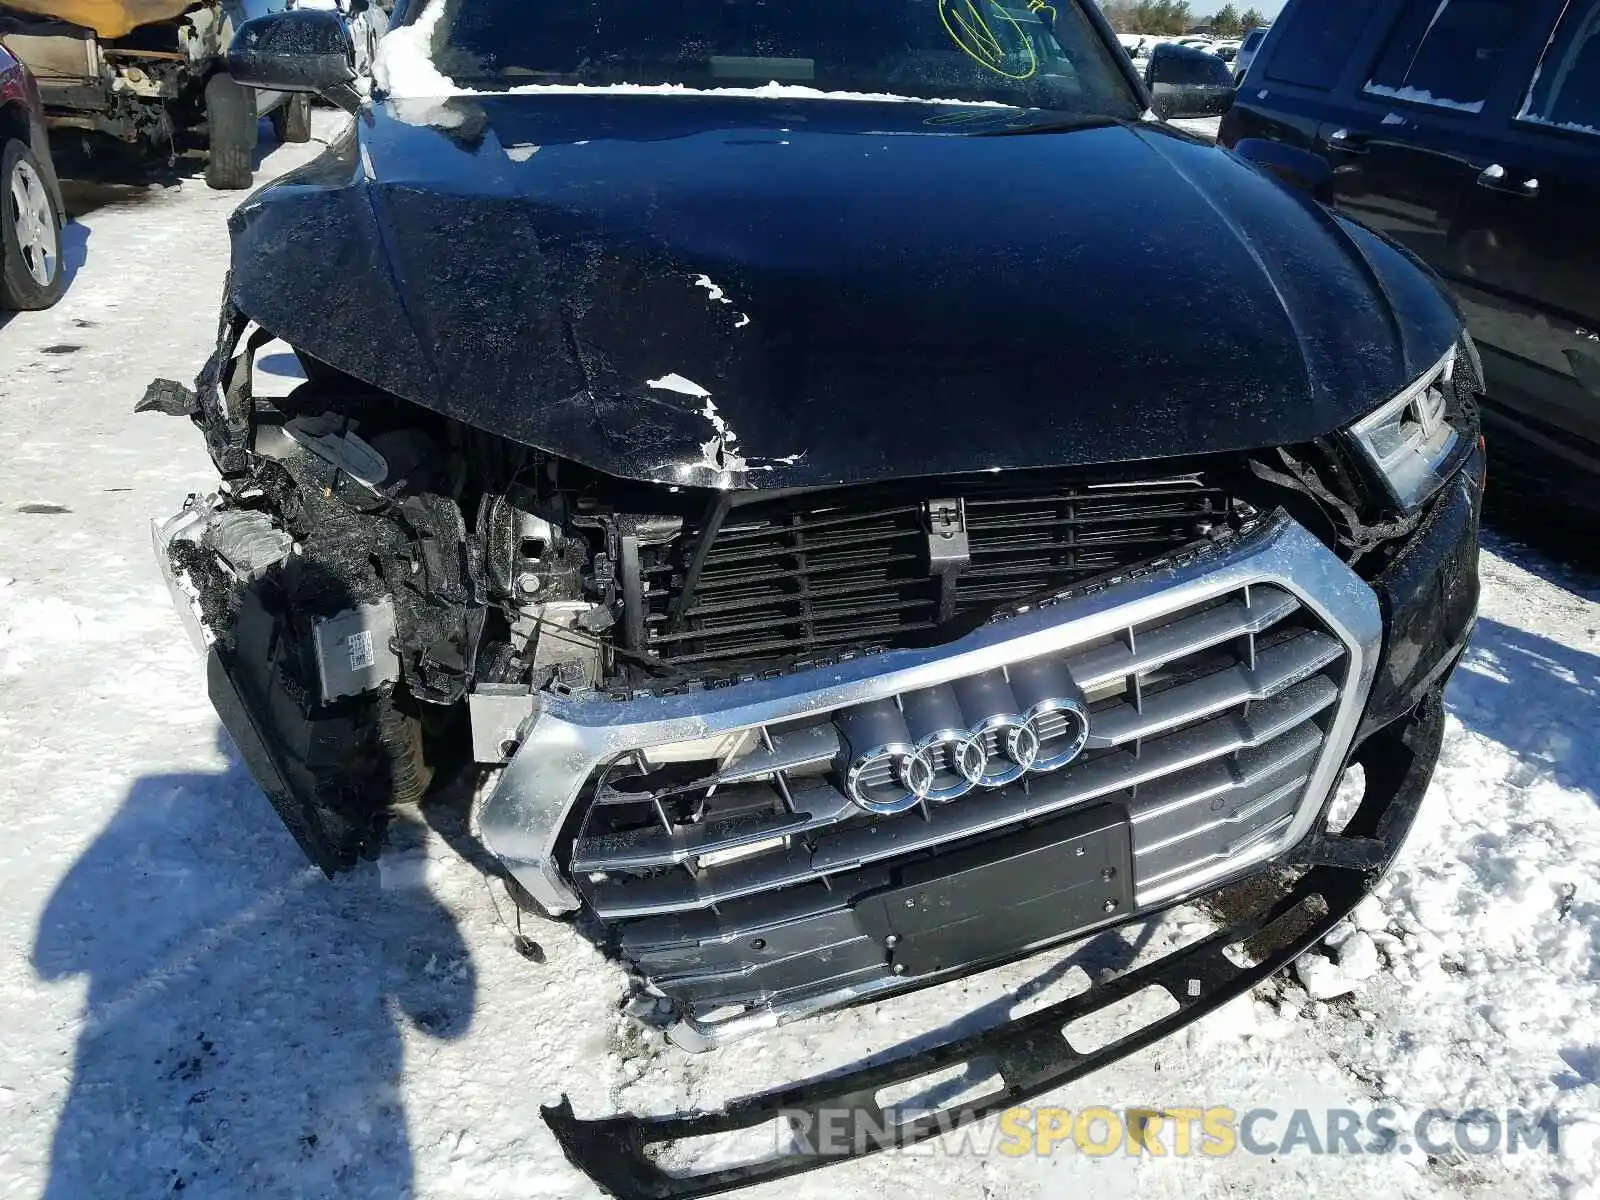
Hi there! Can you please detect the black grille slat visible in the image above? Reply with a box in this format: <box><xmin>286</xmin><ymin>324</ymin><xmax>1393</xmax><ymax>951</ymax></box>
<box><xmin>978</xmin><ymin>528</ymin><xmax>1198</xmax><ymax>548</ymax></box>
<box><xmin>642</xmin><ymin>470</ymin><xmax>1231</xmax><ymax>668</ymax></box>
<box><xmin>649</xmin><ymin>620</ymin><xmax>943</xmax><ymax>665</ymax></box>
<box><xmin>956</xmin><ymin>552</ymin><xmax>1157</xmax><ymax>579</ymax></box>
<box><xmin>646</xmin><ymin>596</ymin><xmax>938</xmax><ymax>646</ymax></box>
<box><xmin>688</xmin><ymin>554</ymin><xmax>926</xmax><ymax>596</ymax></box>
<box><xmin>965</xmin><ymin>501</ymin><xmax>1221</xmax><ymax>525</ymax></box>
<box><xmin>711</xmin><ymin>504</ymin><xmax>925</xmax><ymax>542</ymax></box>
<box><xmin>699</xmin><ymin>532</ymin><xmax>924</xmax><ymax>569</ymax></box>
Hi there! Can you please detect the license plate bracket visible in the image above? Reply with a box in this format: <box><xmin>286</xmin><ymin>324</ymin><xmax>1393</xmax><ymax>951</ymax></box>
<box><xmin>856</xmin><ymin>805</ymin><xmax>1134</xmax><ymax>978</ymax></box>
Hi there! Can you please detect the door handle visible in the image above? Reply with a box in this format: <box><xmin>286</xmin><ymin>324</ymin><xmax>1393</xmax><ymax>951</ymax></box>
<box><xmin>1476</xmin><ymin>164</ymin><xmax>1540</xmax><ymax>196</ymax></box>
<box><xmin>1326</xmin><ymin>128</ymin><xmax>1369</xmax><ymax>154</ymax></box>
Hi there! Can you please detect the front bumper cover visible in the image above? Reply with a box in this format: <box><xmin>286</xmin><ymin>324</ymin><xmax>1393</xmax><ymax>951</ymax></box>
<box><xmin>543</xmin><ymin>683</ymin><xmax>1447</xmax><ymax>1197</ymax></box>
<box><xmin>149</xmin><ymin>433</ymin><xmax>1478</xmax><ymax>1199</ymax></box>
<box><xmin>540</xmin><ymin>465</ymin><xmax>1481</xmax><ymax>1197</ymax></box>
<box><xmin>477</xmin><ymin>508</ymin><xmax>1380</xmax><ymax>908</ymax></box>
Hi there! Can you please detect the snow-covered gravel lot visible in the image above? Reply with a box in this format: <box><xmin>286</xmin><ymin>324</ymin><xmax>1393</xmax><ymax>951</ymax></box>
<box><xmin>0</xmin><ymin>114</ymin><xmax>1596</xmax><ymax>1200</ymax></box>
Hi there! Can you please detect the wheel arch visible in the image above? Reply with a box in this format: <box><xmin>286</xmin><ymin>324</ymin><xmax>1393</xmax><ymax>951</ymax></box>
<box><xmin>0</xmin><ymin>99</ymin><xmax>63</xmax><ymax>220</ymax></box>
<box><xmin>0</xmin><ymin>99</ymin><xmax>31</xmax><ymax>150</ymax></box>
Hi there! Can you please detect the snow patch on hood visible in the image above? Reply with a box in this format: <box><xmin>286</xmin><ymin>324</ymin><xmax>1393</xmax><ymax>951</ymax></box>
<box><xmin>387</xmin><ymin>96</ymin><xmax>478</xmax><ymax>129</ymax></box>
<box><xmin>692</xmin><ymin>275</ymin><xmax>752</xmax><ymax>329</ymax></box>
<box><xmin>697</xmin><ymin>394</ymin><xmax>735</xmax><ymax>442</ymax></box>
<box><xmin>694</xmin><ymin>275</ymin><xmax>730</xmax><ymax>304</ymax></box>
<box><xmin>646</xmin><ymin>373</ymin><xmax>712</xmax><ymax>399</ymax></box>
<box><xmin>643</xmin><ymin>374</ymin><xmax>795</xmax><ymax>478</ymax></box>
<box><xmin>692</xmin><ymin>393</ymin><xmax>745</xmax><ymax>474</ymax></box>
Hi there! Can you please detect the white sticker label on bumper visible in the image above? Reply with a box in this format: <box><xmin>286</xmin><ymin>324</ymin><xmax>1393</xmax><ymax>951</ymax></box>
<box><xmin>348</xmin><ymin>629</ymin><xmax>375</xmax><ymax>671</ymax></box>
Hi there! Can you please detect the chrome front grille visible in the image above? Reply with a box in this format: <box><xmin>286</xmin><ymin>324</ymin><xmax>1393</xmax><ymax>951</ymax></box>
<box><xmin>475</xmin><ymin>513</ymin><xmax>1384</xmax><ymax>1048</ymax></box>
<box><xmin>570</xmin><ymin>582</ymin><xmax>1344</xmax><ymax>921</ymax></box>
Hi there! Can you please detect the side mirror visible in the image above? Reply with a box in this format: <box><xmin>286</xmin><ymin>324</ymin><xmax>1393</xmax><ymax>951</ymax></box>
<box><xmin>1147</xmin><ymin>50</ymin><xmax>1238</xmax><ymax>121</ymax></box>
<box><xmin>227</xmin><ymin>10</ymin><xmax>360</xmax><ymax>112</ymax></box>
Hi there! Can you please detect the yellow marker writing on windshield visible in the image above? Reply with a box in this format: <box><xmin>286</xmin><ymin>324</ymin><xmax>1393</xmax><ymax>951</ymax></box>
<box><xmin>939</xmin><ymin>0</ymin><xmax>1039</xmax><ymax>81</ymax></box>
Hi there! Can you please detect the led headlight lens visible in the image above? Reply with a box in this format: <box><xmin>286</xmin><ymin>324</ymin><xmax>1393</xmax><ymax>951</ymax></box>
<box><xmin>1350</xmin><ymin>347</ymin><xmax>1460</xmax><ymax>510</ymax></box>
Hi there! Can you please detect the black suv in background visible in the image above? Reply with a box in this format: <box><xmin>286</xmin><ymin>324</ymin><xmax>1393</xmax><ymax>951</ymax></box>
<box><xmin>1222</xmin><ymin>0</ymin><xmax>1600</xmax><ymax>513</ymax></box>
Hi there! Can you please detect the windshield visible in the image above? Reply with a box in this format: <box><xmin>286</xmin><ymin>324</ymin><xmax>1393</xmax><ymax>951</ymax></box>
<box><xmin>397</xmin><ymin>0</ymin><xmax>1142</xmax><ymax>116</ymax></box>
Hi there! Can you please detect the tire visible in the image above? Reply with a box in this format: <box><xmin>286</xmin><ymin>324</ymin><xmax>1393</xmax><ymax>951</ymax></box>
<box><xmin>205</xmin><ymin>71</ymin><xmax>258</xmax><ymax>190</ymax></box>
<box><xmin>1</xmin><ymin>139</ymin><xmax>65</xmax><ymax>311</ymax></box>
<box><xmin>271</xmin><ymin>93</ymin><xmax>313</xmax><ymax>145</ymax></box>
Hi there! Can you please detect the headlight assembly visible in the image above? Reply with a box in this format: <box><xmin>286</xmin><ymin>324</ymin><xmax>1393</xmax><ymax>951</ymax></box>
<box><xmin>1350</xmin><ymin>347</ymin><xmax>1463</xmax><ymax>511</ymax></box>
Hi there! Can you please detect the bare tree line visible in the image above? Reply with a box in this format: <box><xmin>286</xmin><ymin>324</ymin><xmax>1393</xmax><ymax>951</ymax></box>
<box><xmin>1099</xmin><ymin>2</ymin><xmax>1269</xmax><ymax>37</ymax></box>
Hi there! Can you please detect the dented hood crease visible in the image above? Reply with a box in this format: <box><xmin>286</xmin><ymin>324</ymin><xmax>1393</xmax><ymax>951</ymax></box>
<box><xmin>228</xmin><ymin>95</ymin><xmax>1462</xmax><ymax>489</ymax></box>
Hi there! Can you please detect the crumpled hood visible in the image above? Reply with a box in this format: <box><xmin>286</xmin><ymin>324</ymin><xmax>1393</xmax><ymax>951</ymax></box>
<box><xmin>229</xmin><ymin>94</ymin><xmax>1461</xmax><ymax>489</ymax></box>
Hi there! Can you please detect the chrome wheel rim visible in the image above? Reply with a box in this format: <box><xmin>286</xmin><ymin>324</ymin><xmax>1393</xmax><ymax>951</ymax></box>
<box><xmin>9</xmin><ymin>159</ymin><xmax>58</xmax><ymax>288</ymax></box>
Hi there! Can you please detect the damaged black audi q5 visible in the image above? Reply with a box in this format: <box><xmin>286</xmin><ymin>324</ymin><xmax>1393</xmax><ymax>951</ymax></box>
<box><xmin>146</xmin><ymin>0</ymin><xmax>1482</xmax><ymax>1193</ymax></box>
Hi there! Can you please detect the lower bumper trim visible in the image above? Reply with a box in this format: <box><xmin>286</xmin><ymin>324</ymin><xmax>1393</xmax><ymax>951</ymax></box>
<box><xmin>542</xmin><ymin>685</ymin><xmax>1446</xmax><ymax>1199</ymax></box>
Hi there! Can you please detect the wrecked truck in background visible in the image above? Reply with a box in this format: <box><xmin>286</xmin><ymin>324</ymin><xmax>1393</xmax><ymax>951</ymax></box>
<box><xmin>0</xmin><ymin>0</ymin><xmax>310</xmax><ymax>187</ymax></box>
<box><xmin>148</xmin><ymin>0</ymin><xmax>1483</xmax><ymax>1194</ymax></box>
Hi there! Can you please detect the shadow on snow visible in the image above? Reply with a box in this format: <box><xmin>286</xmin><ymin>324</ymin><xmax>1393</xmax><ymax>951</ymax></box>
<box><xmin>32</xmin><ymin>729</ymin><xmax>476</xmax><ymax>1197</ymax></box>
<box><xmin>1447</xmin><ymin>615</ymin><xmax>1600</xmax><ymax>805</ymax></box>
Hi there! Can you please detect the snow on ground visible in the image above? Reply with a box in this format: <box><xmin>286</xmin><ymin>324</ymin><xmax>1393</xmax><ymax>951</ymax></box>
<box><xmin>0</xmin><ymin>113</ymin><xmax>1597</xmax><ymax>1200</ymax></box>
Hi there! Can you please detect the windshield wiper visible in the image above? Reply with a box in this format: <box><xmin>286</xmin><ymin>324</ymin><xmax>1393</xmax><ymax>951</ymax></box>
<box><xmin>972</xmin><ymin>114</ymin><xmax>1124</xmax><ymax>137</ymax></box>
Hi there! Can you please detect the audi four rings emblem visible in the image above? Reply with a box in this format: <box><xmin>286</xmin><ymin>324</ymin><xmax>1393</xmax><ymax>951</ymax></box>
<box><xmin>842</xmin><ymin>692</ymin><xmax>1092</xmax><ymax>815</ymax></box>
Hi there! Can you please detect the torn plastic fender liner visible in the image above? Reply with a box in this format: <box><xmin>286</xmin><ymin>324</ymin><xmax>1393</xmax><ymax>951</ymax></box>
<box><xmin>172</xmin><ymin>282</ymin><xmax>267</xmax><ymax>478</ymax></box>
<box><xmin>541</xmin><ymin>687</ymin><xmax>1447</xmax><ymax>1199</ymax></box>
<box><xmin>135</xmin><ymin>278</ymin><xmax>254</xmax><ymax>433</ymax></box>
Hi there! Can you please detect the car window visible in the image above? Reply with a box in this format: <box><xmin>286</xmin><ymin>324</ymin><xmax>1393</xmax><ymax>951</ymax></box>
<box><xmin>1363</xmin><ymin>0</ymin><xmax>1522</xmax><ymax>113</ymax></box>
<box><xmin>1264</xmin><ymin>0</ymin><xmax>1384</xmax><ymax>90</ymax></box>
<box><xmin>1197</xmin><ymin>52</ymin><xmax>1235</xmax><ymax>85</ymax></box>
<box><xmin>414</xmin><ymin>0</ymin><xmax>1143</xmax><ymax>118</ymax></box>
<box><xmin>1241</xmin><ymin>29</ymin><xmax>1267</xmax><ymax>53</ymax></box>
<box><xmin>1518</xmin><ymin>0</ymin><xmax>1600</xmax><ymax>135</ymax></box>
<box><xmin>1154</xmin><ymin>48</ymin><xmax>1234</xmax><ymax>86</ymax></box>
